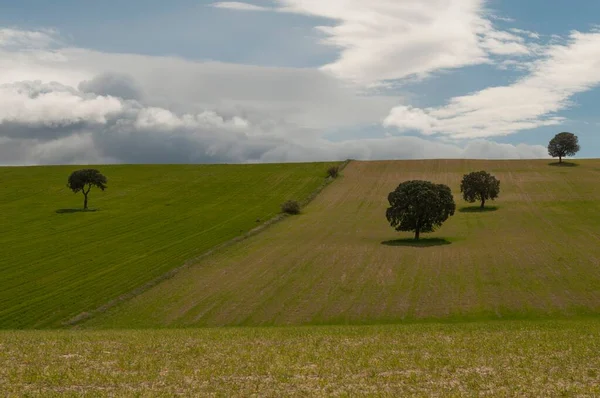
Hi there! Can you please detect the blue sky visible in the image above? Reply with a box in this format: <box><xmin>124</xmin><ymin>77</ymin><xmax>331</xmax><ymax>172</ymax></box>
<box><xmin>0</xmin><ymin>0</ymin><xmax>598</xmax><ymax>164</ymax></box>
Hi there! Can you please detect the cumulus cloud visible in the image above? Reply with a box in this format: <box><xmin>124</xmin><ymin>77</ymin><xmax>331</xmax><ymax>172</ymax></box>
<box><xmin>0</xmin><ymin>80</ymin><xmax>548</xmax><ymax>166</ymax></box>
<box><xmin>0</xmin><ymin>26</ymin><xmax>550</xmax><ymax>166</ymax></box>
<box><xmin>0</xmin><ymin>81</ymin><xmax>122</xmax><ymax>139</ymax></box>
<box><xmin>0</xmin><ymin>41</ymin><xmax>397</xmax><ymax>127</ymax></box>
<box><xmin>385</xmin><ymin>29</ymin><xmax>600</xmax><ymax>139</ymax></box>
<box><xmin>0</xmin><ymin>80</ymin><xmax>272</xmax><ymax>164</ymax></box>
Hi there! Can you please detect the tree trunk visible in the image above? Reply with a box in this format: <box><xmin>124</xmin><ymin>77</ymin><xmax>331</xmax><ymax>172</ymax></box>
<box><xmin>559</xmin><ymin>155</ymin><xmax>562</xmax><ymax>163</ymax></box>
<box><xmin>414</xmin><ymin>227</ymin><xmax>420</xmax><ymax>241</ymax></box>
<box><xmin>480</xmin><ymin>198</ymin><xmax>485</xmax><ymax>209</ymax></box>
<box><xmin>83</xmin><ymin>192</ymin><xmax>88</xmax><ymax>210</ymax></box>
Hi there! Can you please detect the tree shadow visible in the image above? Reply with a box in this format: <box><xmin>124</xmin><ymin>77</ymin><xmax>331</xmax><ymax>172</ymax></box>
<box><xmin>381</xmin><ymin>238</ymin><xmax>452</xmax><ymax>247</ymax></box>
<box><xmin>55</xmin><ymin>208</ymin><xmax>98</xmax><ymax>214</ymax></box>
<box><xmin>548</xmin><ymin>161</ymin><xmax>578</xmax><ymax>167</ymax></box>
<box><xmin>458</xmin><ymin>206</ymin><xmax>499</xmax><ymax>213</ymax></box>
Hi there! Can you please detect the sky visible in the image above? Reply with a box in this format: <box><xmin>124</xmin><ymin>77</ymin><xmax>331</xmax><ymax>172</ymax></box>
<box><xmin>0</xmin><ymin>0</ymin><xmax>599</xmax><ymax>165</ymax></box>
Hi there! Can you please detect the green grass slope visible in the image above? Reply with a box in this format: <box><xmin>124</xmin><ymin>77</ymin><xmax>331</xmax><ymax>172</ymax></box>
<box><xmin>89</xmin><ymin>159</ymin><xmax>600</xmax><ymax>328</ymax></box>
<box><xmin>3</xmin><ymin>320</ymin><xmax>600</xmax><ymax>395</ymax></box>
<box><xmin>0</xmin><ymin>162</ymin><xmax>338</xmax><ymax>328</ymax></box>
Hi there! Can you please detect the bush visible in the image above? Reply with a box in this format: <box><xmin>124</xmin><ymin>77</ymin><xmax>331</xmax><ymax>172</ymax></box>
<box><xmin>281</xmin><ymin>200</ymin><xmax>300</xmax><ymax>215</ymax></box>
<box><xmin>327</xmin><ymin>166</ymin><xmax>340</xmax><ymax>178</ymax></box>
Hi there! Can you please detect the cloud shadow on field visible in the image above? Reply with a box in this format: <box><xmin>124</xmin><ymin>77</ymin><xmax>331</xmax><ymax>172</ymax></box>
<box><xmin>548</xmin><ymin>161</ymin><xmax>579</xmax><ymax>167</ymax></box>
<box><xmin>458</xmin><ymin>206</ymin><xmax>499</xmax><ymax>213</ymax></box>
<box><xmin>56</xmin><ymin>208</ymin><xmax>98</xmax><ymax>214</ymax></box>
<box><xmin>381</xmin><ymin>238</ymin><xmax>451</xmax><ymax>247</ymax></box>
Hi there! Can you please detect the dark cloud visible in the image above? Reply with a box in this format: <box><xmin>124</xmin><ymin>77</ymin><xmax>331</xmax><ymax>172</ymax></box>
<box><xmin>0</xmin><ymin>120</ymin><xmax>88</xmax><ymax>140</ymax></box>
<box><xmin>0</xmin><ymin>79</ymin><xmax>549</xmax><ymax>166</ymax></box>
<box><xmin>78</xmin><ymin>73</ymin><xmax>143</xmax><ymax>101</ymax></box>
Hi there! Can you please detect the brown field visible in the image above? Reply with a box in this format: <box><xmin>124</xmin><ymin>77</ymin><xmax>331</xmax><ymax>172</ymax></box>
<box><xmin>86</xmin><ymin>159</ymin><xmax>600</xmax><ymax>328</ymax></box>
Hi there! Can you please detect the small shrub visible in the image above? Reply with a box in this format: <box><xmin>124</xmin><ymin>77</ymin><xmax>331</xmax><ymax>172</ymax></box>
<box><xmin>281</xmin><ymin>200</ymin><xmax>300</xmax><ymax>215</ymax></box>
<box><xmin>327</xmin><ymin>166</ymin><xmax>340</xmax><ymax>178</ymax></box>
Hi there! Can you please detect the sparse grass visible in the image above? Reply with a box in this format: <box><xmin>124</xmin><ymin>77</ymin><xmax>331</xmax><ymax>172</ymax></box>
<box><xmin>2</xmin><ymin>320</ymin><xmax>600</xmax><ymax>396</ymax></box>
<box><xmin>89</xmin><ymin>159</ymin><xmax>600</xmax><ymax>328</ymax></box>
<box><xmin>0</xmin><ymin>163</ymin><xmax>338</xmax><ymax>328</ymax></box>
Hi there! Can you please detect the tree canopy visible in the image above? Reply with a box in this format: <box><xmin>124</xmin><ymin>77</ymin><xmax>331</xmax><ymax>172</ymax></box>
<box><xmin>460</xmin><ymin>171</ymin><xmax>500</xmax><ymax>209</ymax></box>
<box><xmin>548</xmin><ymin>132</ymin><xmax>580</xmax><ymax>163</ymax></box>
<box><xmin>67</xmin><ymin>169</ymin><xmax>107</xmax><ymax>209</ymax></box>
<box><xmin>386</xmin><ymin>180</ymin><xmax>455</xmax><ymax>240</ymax></box>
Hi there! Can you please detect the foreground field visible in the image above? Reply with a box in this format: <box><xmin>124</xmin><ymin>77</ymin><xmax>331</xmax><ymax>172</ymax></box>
<box><xmin>0</xmin><ymin>163</ymin><xmax>337</xmax><ymax>328</ymax></box>
<box><xmin>90</xmin><ymin>159</ymin><xmax>600</xmax><ymax>328</ymax></box>
<box><xmin>2</xmin><ymin>320</ymin><xmax>600</xmax><ymax>396</ymax></box>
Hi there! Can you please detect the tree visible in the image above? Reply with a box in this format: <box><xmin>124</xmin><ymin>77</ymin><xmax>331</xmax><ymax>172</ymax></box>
<box><xmin>548</xmin><ymin>132</ymin><xmax>580</xmax><ymax>163</ymax></box>
<box><xmin>67</xmin><ymin>169</ymin><xmax>107</xmax><ymax>209</ymax></box>
<box><xmin>386</xmin><ymin>180</ymin><xmax>455</xmax><ymax>240</ymax></box>
<box><xmin>460</xmin><ymin>171</ymin><xmax>500</xmax><ymax>209</ymax></box>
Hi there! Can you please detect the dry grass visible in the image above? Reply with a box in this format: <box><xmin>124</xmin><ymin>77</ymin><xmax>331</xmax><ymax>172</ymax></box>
<box><xmin>87</xmin><ymin>159</ymin><xmax>600</xmax><ymax>328</ymax></box>
<box><xmin>2</xmin><ymin>320</ymin><xmax>600</xmax><ymax>396</ymax></box>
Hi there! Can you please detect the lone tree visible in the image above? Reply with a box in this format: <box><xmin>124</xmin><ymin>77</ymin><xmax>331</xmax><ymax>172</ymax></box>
<box><xmin>386</xmin><ymin>180</ymin><xmax>455</xmax><ymax>240</ymax></box>
<box><xmin>67</xmin><ymin>169</ymin><xmax>107</xmax><ymax>210</ymax></box>
<box><xmin>548</xmin><ymin>132</ymin><xmax>580</xmax><ymax>163</ymax></box>
<box><xmin>460</xmin><ymin>170</ymin><xmax>500</xmax><ymax>209</ymax></box>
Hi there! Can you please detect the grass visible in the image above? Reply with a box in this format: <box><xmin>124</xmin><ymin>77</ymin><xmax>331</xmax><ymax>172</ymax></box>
<box><xmin>380</xmin><ymin>238</ymin><xmax>452</xmax><ymax>247</ymax></box>
<box><xmin>2</xmin><ymin>320</ymin><xmax>600</xmax><ymax>396</ymax></box>
<box><xmin>0</xmin><ymin>162</ymin><xmax>339</xmax><ymax>328</ymax></box>
<box><xmin>4</xmin><ymin>159</ymin><xmax>600</xmax><ymax>395</ymax></box>
<box><xmin>87</xmin><ymin>159</ymin><xmax>600</xmax><ymax>328</ymax></box>
<box><xmin>458</xmin><ymin>205</ymin><xmax>499</xmax><ymax>213</ymax></box>
<box><xmin>55</xmin><ymin>208</ymin><xmax>98</xmax><ymax>214</ymax></box>
<box><xmin>548</xmin><ymin>161</ymin><xmax>579</xmax><ymax>167</ymax></box>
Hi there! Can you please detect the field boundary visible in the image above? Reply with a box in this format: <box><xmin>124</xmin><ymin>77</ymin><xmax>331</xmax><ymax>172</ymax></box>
<box><xmin>66</xmin><ymin>160</ymin><xmax>351</xmax><ymax>328</ymax></box>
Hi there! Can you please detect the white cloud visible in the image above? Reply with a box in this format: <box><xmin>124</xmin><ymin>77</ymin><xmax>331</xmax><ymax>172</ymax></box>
<box><xmin>260</xmin><ymin>136</ymin><xmax>547</xmax><ymax>163</ymax></box>
<box><xmin>478</xmin><ymin>25</ymin><xmax>531</xmax><ymax>55</ymax></box>
<box><xmin>385</xmin><ymin>30</ymin><xmax>600</xmax><ymax>139</ymax></box>
<box><xmin>489</xmin><ymin>14</ymin><xmax>515</xmax><ymax>23</ymax></box>
<box><xmin>0</xmin><ymin>28</ymin><xmax>60</xmax><ymax>49</ymax></box>
<box><xmin>211</xmin><ymin>2</ymin><xmax>274</xmax><ymax>11</ymax></box>
<box><xmin>0</xmin><ymin>44</ymin><xmax>398</xmax><ymax>129</ymax></box>
<box><xmin>0</xmin><ymin>79</ymin><xmax>547</xmax><ymax>165</ymax></box>
<box><xmin>0</xmin><ymin>26</ymin><xmax>551</xmax><ymax>165</ymax></box>
<box><xmin>383</xmin><ymin>106</ymin><xmax>437</xmax><ymax>134</ymax></box>
<box><xmin>510</xmin><ymin>28</ymin><xmax>541</xmax><ymax>40</ymax></box>
<box><xmin>462</xmin><ymin>140</ymin><xmax>547</xmax><ymax>159</ymax></box>
<box><xmin>0</xmin><ymin>81</ymin><xmax>123</xmax><ymax>132</ymax></box>
<box><xmin>214</xmin><ymin>0</ymin><xmax>535</xmax><ymax>84</ymax></box>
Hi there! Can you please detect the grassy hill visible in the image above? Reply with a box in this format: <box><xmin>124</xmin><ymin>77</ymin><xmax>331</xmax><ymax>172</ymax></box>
<box><xmin>0</xmin><ymin>162</ymin><xmax>338</xmax><ymax>328</ymax></box>
<box><xmin>88</xmin><ymin>159</ymin><xmax>600</xmax><ymax>328</ymax></box>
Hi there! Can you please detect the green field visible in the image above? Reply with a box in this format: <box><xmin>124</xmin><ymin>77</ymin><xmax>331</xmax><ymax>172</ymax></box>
<box><xmin>88</xmin><ymin>159</ymin><xmax>600</xmax><ymax>328</ymax></box>
<box><xmin>2</xmin><ymin>320</ymin><xmax>600</xmax><ymax>396</ymax></box>
<box><xmin>0</xmin><ymin>163</ymin><xmax>338</xmax><ymax>328</ymax></box>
